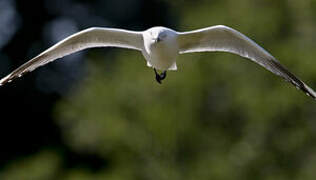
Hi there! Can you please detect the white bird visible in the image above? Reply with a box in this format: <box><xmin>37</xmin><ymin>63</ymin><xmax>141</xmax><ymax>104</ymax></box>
<box><xmin>0</xmin><ymin>25</ymin><xmax>315</xmax><ymax>99</ymax></box>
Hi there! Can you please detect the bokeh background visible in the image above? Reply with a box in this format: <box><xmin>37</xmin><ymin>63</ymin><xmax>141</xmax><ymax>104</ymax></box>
<box><xmin>0</xmin><ymin>0</ymin><xmax>316</xmax><ymax>179</ymax></box>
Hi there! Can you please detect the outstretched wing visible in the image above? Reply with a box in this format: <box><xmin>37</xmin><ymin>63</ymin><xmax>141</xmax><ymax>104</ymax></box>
<box><xmin>0</xmin><ymin>27</ymin><xmax>143</xmax><ymax>85</ymax></box>
<box><xmin>177</xmin><ymin>25</ymin><xmax>316</xmax><ymax>99</ymax></box>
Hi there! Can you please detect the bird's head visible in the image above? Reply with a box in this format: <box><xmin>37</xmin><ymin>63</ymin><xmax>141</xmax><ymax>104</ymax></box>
<box><xmin>145</xmin><ymin>27</ymin><xmax>177</xmax><ymax>44</ymax></box>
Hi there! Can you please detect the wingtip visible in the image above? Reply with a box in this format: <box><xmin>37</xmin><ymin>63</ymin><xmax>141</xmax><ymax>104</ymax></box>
<box><xmin>294</xmin><ymin>81</ymin><xmax>316</xmax><ymax>101</ymax></box>
<box><xmin>0</xmin><ymin>73</ymin><xmax>16</xmax><ymax>87</ymax></box>
<box><xmin>303</xmin><ymin>84</ymin><xmax>316</xmax><ymax>100</ymax></box>
<box><xmin>0</xmin><ymin>77</ymin><xmax>9</xmax><ymax>87</ymax></box>
<box><xmin>0</xmin><ymin>78</ymin><xmax>3</xmax><ymax>86</ymax></box>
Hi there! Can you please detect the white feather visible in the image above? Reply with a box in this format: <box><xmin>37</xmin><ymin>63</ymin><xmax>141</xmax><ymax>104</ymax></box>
<box><xmin>1</xmin><ymin>25</ymin><xmax>315</xmax><ymax>100</ymax></box>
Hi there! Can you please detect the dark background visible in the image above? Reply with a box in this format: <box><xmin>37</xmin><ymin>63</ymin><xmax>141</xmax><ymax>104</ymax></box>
<box><xmin>0</xmin><ymin>0</ymin><xmax>316</xmax><ymax>179</ymax></box>
<box><xmin>0</xmin><ymin>0</ymin><xmax>176</xmax><ymax>175</ymax></box>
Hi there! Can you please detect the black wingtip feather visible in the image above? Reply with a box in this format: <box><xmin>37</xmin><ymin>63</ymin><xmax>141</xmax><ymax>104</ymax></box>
<box><xmin>269</xmin><ymin>60</ymin><xmax>316</xmax><ymax>100</ymax></box>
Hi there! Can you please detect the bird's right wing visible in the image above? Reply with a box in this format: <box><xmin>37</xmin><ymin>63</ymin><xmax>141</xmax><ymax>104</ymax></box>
<box><xmin>177</xmin><ymin>25</ymin><xmax>316</xmax><ymax>99</ymax></box>
<box><xmin>0</xmin><ymin>27</ymin><xmax>143</xmax><ymax>85</ymax></box>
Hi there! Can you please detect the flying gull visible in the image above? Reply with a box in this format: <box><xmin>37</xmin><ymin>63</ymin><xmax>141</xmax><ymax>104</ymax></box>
<box><xmin>0</xmin><ymin>25</ymin><xmax>315</xmax><ymax>100</ymax></box>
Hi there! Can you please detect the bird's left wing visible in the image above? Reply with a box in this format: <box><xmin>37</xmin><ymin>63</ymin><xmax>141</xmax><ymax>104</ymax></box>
<box><xmin>0</xmin><ymin>27</ymin><xmax>143</xmax><ymax>86</ymax></box>
<box><xmin>177</xmin><ymin>25</ymin><xmax>316</xmax><ymax>99</ymax></box>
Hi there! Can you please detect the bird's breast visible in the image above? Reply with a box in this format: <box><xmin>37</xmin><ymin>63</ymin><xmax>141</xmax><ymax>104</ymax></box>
<box><xmin>144</xmin><ymin>42</ymin><xmax>179</xmax><ymax>70</ymax></box>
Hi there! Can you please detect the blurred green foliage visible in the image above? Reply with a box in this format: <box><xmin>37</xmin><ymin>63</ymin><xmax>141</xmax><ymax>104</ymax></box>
<box><xmin>2</xmin><ymin>0</ymin><xmax>316</xmax><ymax>179</ymax></box>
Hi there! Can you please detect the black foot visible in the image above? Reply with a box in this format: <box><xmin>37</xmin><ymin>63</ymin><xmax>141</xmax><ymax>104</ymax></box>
<box><xmin>154</xmin><ymin>69</ymin><xmax>167</xmax><ymax>84</ymax></box>
<box><xmin>154</xmin><ymin>68</ymin><xmax>162</xmax><ymax>84</ymax></box>
<box><xmin>160</xmin><ymin>71</ymin><xmax>167</xmax><ymax>80</ymax></box>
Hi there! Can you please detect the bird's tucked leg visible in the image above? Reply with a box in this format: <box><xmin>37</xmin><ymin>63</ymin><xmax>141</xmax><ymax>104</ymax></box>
<box><xmin>154</xmin><ymin>69</ymin><xmax>167</xmax><ymax>84</ymax></box>
<box><xmin>154</xmin><ymin>68</ymin><xmax>161</xmax><ymax>84</ymax></box>
<box><xmin>160</xmin><ymin>70</ymin><xmax>167</xmax><ymax>80</ymax></box>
